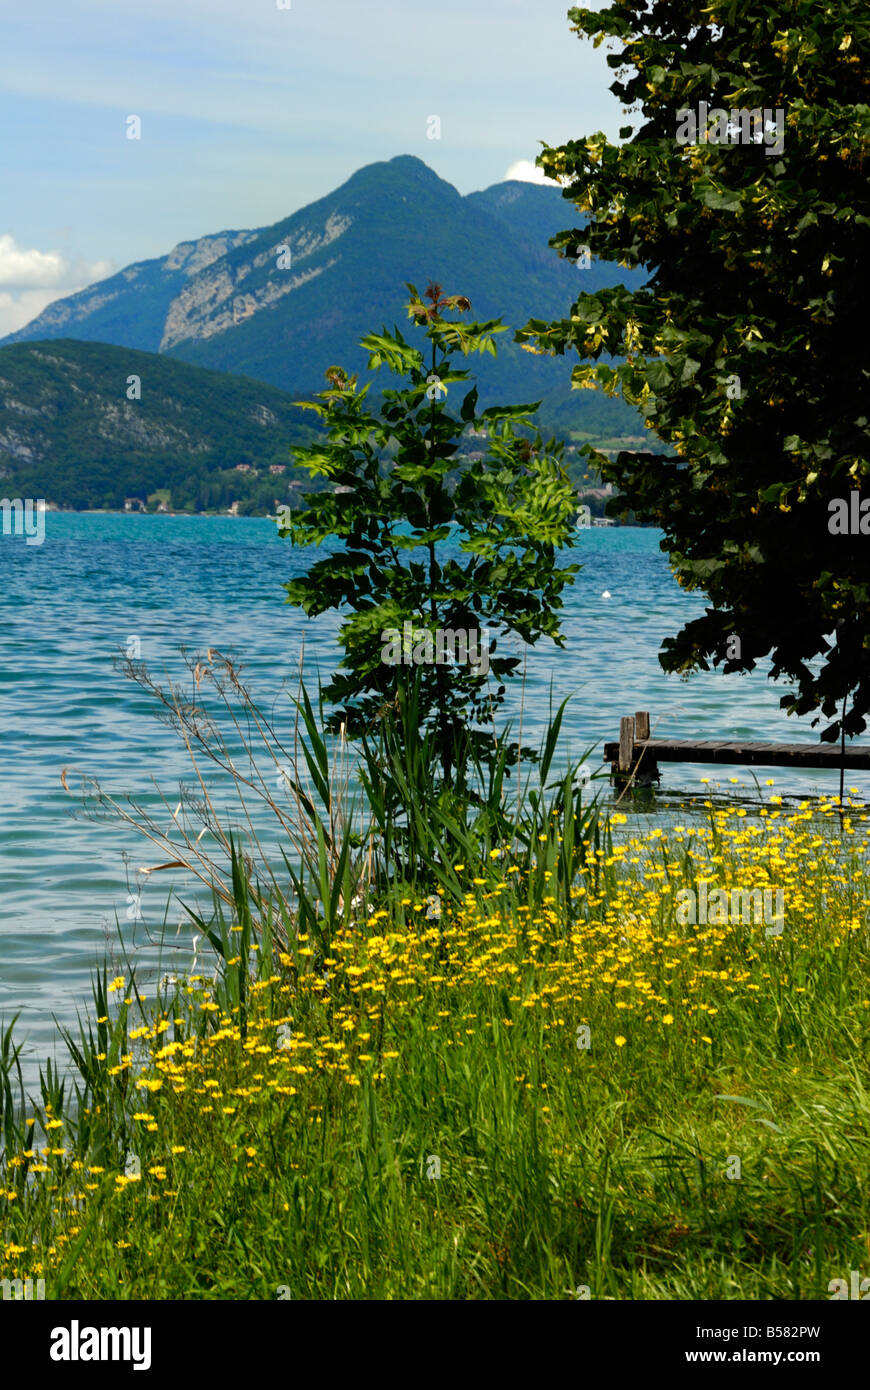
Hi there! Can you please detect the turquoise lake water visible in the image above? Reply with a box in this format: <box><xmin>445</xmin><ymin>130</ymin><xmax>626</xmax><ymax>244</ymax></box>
<box><xmin>1</xmin><ymin>513</ymin><xmax>863</xmax><ymax>1089</ymax></box>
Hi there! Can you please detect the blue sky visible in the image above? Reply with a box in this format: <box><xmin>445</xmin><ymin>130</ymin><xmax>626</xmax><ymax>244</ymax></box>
<box><xmin>0</xmin><ymin>0</ymin><xmax>620</xmax><ymax>335</ymax></box>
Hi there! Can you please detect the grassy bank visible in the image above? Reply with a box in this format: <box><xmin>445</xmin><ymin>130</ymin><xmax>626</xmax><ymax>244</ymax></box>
<box><xmin>2</xmin><ymin>789</ymin><xmax>868</xmax><ymax>1300</ymax></box>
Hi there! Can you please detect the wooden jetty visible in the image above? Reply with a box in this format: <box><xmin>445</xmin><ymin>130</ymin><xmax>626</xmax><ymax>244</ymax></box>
<box><xmin>604</xmin><ymin>711</ymin><xmax>870</xmax><ymax>783</ymax></box>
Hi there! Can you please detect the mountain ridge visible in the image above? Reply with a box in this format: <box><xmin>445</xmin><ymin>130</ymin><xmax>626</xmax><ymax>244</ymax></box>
<box><xmin>0</xmin><ymin>339</ymin><xmax>320</xmax><ymax>511</ymax></box>
<box><xmin>1</xmin><ymin>155</ymin><xmax>645</xmax><ymax>438</ymax></box>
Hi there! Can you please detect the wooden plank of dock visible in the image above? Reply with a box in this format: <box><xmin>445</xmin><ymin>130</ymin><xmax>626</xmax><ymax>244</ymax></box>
<box><xmin>603</xmin><ymin>737</ymin><xmax>870</xmax><ymax>771</ymax></box>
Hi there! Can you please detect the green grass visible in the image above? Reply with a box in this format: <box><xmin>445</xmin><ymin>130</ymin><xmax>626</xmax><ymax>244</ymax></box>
<box><xmin>2</xmin><ymin>778</ymin><xmax>868</xmax><ymax>1300</ymax></box>
<box><xmin>3</xmin><ymin>668</ymin><xmax>868</xmax><ymax>1300</ymax></box>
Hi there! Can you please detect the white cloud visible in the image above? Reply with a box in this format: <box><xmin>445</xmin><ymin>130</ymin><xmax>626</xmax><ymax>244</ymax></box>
<box><xmin>0</xmin><ymin>239</ymin><xmax>114</xmax><ymax>337</ymax></box>
<box><xmin>0</xmin><ymin>235</ymin><xmax>69</xmax><ymax>288</ymax></box>
<box><xmin>0</xmin><ymin>235</ymin><xmax>113</xmax><ymax>291</ymax></box>
<box><xmin>0</xmin><ymin>289</ymin><xmax>66</xmax><ymax>338</ymax></box>
<box><xmin>504</xmin><ymin>159</ymin><xmax>562</xmax><ymax>186</ymax></box>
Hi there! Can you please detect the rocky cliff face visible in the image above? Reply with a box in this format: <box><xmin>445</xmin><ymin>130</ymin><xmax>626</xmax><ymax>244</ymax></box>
<box><xmin>1</xmin><ymin>197</ymin><xmax>357</xmax><ymax>360</ymax></box>
<box><xmin>163</xmin><ymin>230</ymin><xmax>258</xmax><ymax>276</ymax></box>
<box><xmin>158</xmin><ymin>251</ymin><xmax>344</xmax><ymax>351</ymax></box>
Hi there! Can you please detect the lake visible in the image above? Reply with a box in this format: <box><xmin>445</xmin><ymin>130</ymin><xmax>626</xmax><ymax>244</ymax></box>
<box><xmin>1</xmin><ymin>513</ymin><xmax>861</xmax><ymax>1089</ymax></box>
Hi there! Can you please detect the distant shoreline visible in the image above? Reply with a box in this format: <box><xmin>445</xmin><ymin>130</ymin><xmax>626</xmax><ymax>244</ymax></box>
<box><xmin>41</xmin><ymin>508</ymin><xmax>279</xmax><ymax>519</ymax></box>
<box><xmin>39</xmin><ymin>507</ymin><xmax>631</xmax><ymax>525</ymax></box>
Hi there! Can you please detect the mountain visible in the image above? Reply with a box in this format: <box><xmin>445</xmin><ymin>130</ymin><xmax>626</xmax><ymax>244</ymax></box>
<box><xmin>0</xmin><ymin>340</ymin><xmax>320</xmax><ymax>511</ymax></box>
<box><xmin>2</xmin><ymin>155</ymin><xmax>646</xmax><ymax>438</ymax></box>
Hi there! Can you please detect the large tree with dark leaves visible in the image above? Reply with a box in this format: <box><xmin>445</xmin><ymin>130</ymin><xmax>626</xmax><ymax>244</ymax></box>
<box><xmin>519</xmin><ymin>0</ymin><xmax>870</xmax><ymax>740</ymax></box>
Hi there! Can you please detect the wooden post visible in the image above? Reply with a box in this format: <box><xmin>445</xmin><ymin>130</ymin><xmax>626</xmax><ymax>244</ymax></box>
<box><xmin>635</xmin><ymin>711</ymin><xmax>650</xmax><ymax>742</ymax></box>
<box><xmin>618</xmin><ymin>716</ymin><xmax>635</xmax><ymax>773</ymax></box>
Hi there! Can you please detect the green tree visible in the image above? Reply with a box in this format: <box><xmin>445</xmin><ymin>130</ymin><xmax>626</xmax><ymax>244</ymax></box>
<box><xmin>279</xmin><ymin>282</ymin><xmax>579</xmax><ymax>782</ymax></box>
<box><xmin>519</xmin><ymin>1</ymin><xmax>870</xmax><ymax>740</ymax></box>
